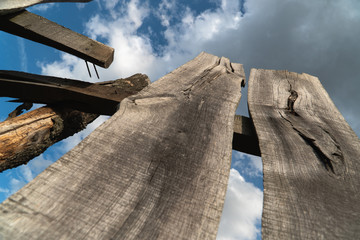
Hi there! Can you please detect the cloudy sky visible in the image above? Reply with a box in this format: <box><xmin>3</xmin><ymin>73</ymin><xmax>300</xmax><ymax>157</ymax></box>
<box><xmin>1</xmin><ymin>0</ymin><xmax>359</xmax><ymax>239</ymax></box>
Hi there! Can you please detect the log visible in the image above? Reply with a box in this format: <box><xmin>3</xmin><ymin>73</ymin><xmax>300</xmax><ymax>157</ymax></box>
<box><xmin>0</xmin><ymin>71</ymin><xmax>149</xmax><ymax>115</ymax></box>
<box><xmin>0</xmin><ymin>0</ymin><xmax>91</xmax><ymax>15</ymax></box>
<box><xmin>248</xmin><ymin>69</ymin><xmax>360</xmax><ymax>239</ymax></box>
<box><xmin>0</xmin><ymin>52</ymin><xmax>244</xmax><ymax>239</ymax></box>
<box><xmin>0</xmin><ymin>74</ymin><xmax>150</xmax><ymax>172</ymax></box>
<box><xmin>0</xmin><ymin>10</ymin><xmax>113</xmax><ymax>68</ymax></box>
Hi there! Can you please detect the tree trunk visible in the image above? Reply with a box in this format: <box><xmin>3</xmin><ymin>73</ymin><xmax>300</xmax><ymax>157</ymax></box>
<box><xmin>248</xmin><ymin>69</ymin><xmax>360</xmax><ymax>239</ymax></box>
<box><xmin>0</xmin><ymin>52</ymin><xmax>244</xmax><ymax>239</ymax></box>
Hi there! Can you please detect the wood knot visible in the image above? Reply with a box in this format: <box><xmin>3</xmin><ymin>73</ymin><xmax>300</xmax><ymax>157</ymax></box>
<box><xmin>287</xmin><ymin>90</ymin><xmax>298</xmax><ymax>113</ymax></box>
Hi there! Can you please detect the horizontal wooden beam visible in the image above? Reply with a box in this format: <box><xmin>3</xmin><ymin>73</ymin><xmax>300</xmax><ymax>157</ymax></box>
<box><xmin>0</xmin><ymin>10</ymin><xmax>114</xmax><ymax>68</ymax></box>
<box><xmin>0</xmin><ymin>71</ymin><xmax>149</xmax><ymax>115</ymax></box>
<box><xmin>0</xmin><ymin>0</ymin><xmax>92</xmax><ymax>15</ymax></box>
<box><xmin>232</xmin><ymin>115</ymin><xmax>260</xmax><ymax>156</ymax></box>
<box><xmin>0</xmin><ymin>73</ymin><xmax>150</xmax><ymax>172</ymax></box>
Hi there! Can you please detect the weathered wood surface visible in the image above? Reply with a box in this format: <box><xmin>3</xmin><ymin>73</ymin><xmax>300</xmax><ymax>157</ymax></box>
<box><xmin>0</xmin><ymin>74</ymin><xmax>149</xmax><ymax>172</ymax></box>
<box><xmin>0</xmin><ymin>0</ymin><xmax>91</xmax><ymax>15</ymax></box>
<box><xmin>248</xmin><ymin>69</ymin><xmax>360</xmax><ymax>239</ymax></box>
<box><xmin>0</xmin><ymin>10</ymin><xmax>113</xmax><ymax>68</ymax></box>
<box><xmin>0</xmin><ymin>52</ymin><xmax>244</xmax><ymax>239</ymax></box>
<box><xmin>0</xmin><ymin>106</ymin><xmax>97</xmax><ymax>172</ymax></box>
<box><xmin>0</xmin><ymin>71</ymin><xmax>149</xmax><ymax>115</ymax></box>
<box><xmin>232</xmin><ymin>115</ymin><xmax>260</xmax><ymax>156</ymax></box>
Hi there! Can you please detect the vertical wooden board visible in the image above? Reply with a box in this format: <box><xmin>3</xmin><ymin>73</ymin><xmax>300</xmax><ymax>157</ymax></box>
<box><xmin>0</xmin><ymin>52</ymin><xmax>245</xmax><ymax>239</ymax></box>
<box><xmin>248</xmin><ymin>69</ymin><xmax>360</xmax><ymax>239</ymax></box>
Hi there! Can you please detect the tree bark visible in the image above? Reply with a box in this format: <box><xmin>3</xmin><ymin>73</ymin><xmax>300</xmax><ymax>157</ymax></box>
<box><xmin>248</xmin><ymin>69</ymin><xmax>360</xmax><ymax>239</ymax></box>
<box><xmin>0</xmin><ymin>74</ymin><xmax>150</xmax><ymax>172</ymax></box>
<box><xmin>0</xmin><ymin>52</ymin><xmax>244</xmax><ymax>239</ymax></box>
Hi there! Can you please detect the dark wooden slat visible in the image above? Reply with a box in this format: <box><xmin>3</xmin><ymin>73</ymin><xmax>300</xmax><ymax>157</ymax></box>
<box><xmin>0</xmin><ymin>52</ymin><xmax>244</xmax><ymax>239</ymax></box>
<box><xmin>0</xmin><ymin>0</ymin><xmax>91</xmax><ymax>15</ymax></box>
<box><xmin>0</xmin><ymin>10</ymin><xmax>114</xmax><ymax>68</ymax></box>
<box><xmin>232</xmin><ymin>115</ymin><xmax>260</xmax><ymax>156</ymax></box>
<box><xmin>0</xmin><ymin>71</ymin><xmax>149</xmax><ymax>115</ymax></box>
<box><xmin>248</xmin><ymin>69</ymin><xmax>360</xmax><ymax>239</ymax></box>
<box><xmin>0</xmin><ymin>74</ymin><xmax>150</xmax><ymax>172</ymax></box>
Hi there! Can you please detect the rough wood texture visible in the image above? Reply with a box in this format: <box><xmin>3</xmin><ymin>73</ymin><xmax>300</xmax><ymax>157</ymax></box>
<box><xmin>0</xmin><ymin>74</ymin><xmax>149</xmax><ymax>172</ymax></box>
<box><xmin>0</xmin><ymin>10</ymin><xmax>113</xmax><ymax>68</ymax></box>
<box><xmin>0</xmin><ymin>106</ymin><xmax>97</xmax><ymax>172</ymax></box>
<box><xmin>0</xmin><ymin>71</ymin><xmax>149</xmax><ymax>115</ymax></box>
<box><xmin>0</xmin><ymin>52</ymin><xmax>244</xmax><ymax>239</ymax></box>
<box><xmin>248</xmin><ymin>69</ymin><xmax>360</xmax><ymax>239</ymax></box>
<box><xmin>0</xmin><ymin>0</ymin><xmax>91</xmax><ymax>15</ymax></box>
<box><xmin>232</xmin><ymin>115</ymin><xmax>260</xmax><ymax>156</ymax></box>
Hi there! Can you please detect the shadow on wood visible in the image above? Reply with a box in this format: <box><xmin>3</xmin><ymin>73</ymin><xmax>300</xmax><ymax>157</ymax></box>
<box><xmin>0</xmin><ymin>73</ymin><xmax>150</xmax><ymax>172</ymax></box>
<box><xmin>248</xmin><ymin>69</ymin><xmax>360</xmax><ymax>239</ymax></box>
<box><xmin>0</xmin><ymin>52</ymin><xmax>245</xmax><ymax>239</ymax></box>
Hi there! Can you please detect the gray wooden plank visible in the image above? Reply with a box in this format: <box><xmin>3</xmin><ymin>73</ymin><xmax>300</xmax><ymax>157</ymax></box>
<box><xmin>0</xmin><ymin>10</ymin><xmax>113</xmax><ymax>68</ymax></box>
<box><xmin>0</xmin><ymin>52</ymin><xmax>244</xmax><ymax>239</ymax></box>
<box><xmin>0</xmin><ymin>0</ymin><xmax>91</xmax><ymax>15</ymax></box>
<box><xmin>248</xmin><ymin>69</ymin><xmax>360</xmax><ymax>239</ymax></box>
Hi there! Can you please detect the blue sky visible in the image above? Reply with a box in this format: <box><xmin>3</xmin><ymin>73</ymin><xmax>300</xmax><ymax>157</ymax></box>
<box><xmin>1</xmin><ymin>0</ymin><xmax>360</xmax><ymax>240</ymax></box>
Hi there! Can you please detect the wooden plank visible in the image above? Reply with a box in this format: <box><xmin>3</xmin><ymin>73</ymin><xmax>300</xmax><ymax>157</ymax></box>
<box><xmin>232</xmin><ymin>115</ymin><xmax>260</xmax><ymax>156</ymax></box>
<box><xmin>0</xmin><ymin>52</ymin><xmax>244</xmax><ymax>239</ymax></box>
<box><xmin>0</xmin><ymin>10</ymin><xmax>114</xmax><ymax>68</ymax></box>
<box><xmin>0</xmin><ymin>71</ymin><xmax>149</xmax><ymax>115</ymax></box>
<box><xmin>0</xmin><ymin>74</ymin><xmax>150</xmax><ymax>172</ymax></box>
<box><xmin>248</xmin><ymin>69</ymin><xmax>360</xmax><ymax>239</ymax></box>
<box><xmin>0</xmin><ymin>0</ymin><xmax>91</xmax><ymax>15</ymax></box>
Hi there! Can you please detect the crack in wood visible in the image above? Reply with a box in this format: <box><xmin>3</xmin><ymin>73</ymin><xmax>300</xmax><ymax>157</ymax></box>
<box><xmin>278</xmin><ymin>111</ymin><xmax>346</xmax><ymax>177</ymax></box>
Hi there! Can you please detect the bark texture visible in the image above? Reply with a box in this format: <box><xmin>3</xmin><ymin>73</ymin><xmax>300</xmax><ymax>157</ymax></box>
<box><xmin>248</xmin><ymin>69</ymin><xmax>360</xmax><ymax>239</ymax></box>
<box><xmin>0</xmin><ymin>73</ymin><xmax>150</xmax><ymax>172</ymax></box>
<box><xmin>0</xmin><ymin>52</ymin><xmax>244</xmax><ymax>239</ymax></box>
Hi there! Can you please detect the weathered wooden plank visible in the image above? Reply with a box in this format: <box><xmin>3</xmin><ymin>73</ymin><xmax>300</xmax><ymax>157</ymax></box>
<box><xmin>0</xmin><ymin>52</ymin><xmax>244</xmax><ymax>239</ymax></box>
<box><xmin>248</xmin><ymin>69</ymin><xmax>360</xmax><ymax>239</ymax></box>
<box><xmin>0</xmin><ymin>74</ymin><xmax>150</xmax><ymax>172</ymax></box>
<box><xmin>0</xmin><ymin>71</ymin><xmax>149</xmax><ymax>115</ymax></box>
<box><xmin>232</xmin><ymin>115</ymin><xmax>260</xmax><ymax>156</ymax></box>
<box><xmin>0</xmin><ymin>10</ymin><xmax>113</xmax><ymax>68</ymax></box>
<box><xmin>0</xmin><ymin>0</ymin><xmax>91</xmax><ymax>15</ymax></box>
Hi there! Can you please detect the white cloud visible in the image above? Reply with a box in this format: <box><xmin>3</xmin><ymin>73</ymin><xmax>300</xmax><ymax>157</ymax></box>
<box><xmin>233</xmin><ymin>151</ymin><xmax>263</xmax><ymax>178</ymax></box>
<box><xmin>17</xmin><ymin>38</ymin><xmax>28</xmax><ymax>72</ymax></box>
<box><xmin>28</xmin><ymin>3</ymin><xmax>56</xmax><ymax>12</ymax></box>
<box><xmin>217</xmin><ymin>169</ymin><xmax>263</xmax><ymax>240</ymax></box>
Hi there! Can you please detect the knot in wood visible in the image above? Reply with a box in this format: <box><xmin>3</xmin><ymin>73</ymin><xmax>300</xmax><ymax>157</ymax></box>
<box><xmin>287</xmin><ymin>90</ymin><xmax>298</xmax><ymax>113</ymax></box>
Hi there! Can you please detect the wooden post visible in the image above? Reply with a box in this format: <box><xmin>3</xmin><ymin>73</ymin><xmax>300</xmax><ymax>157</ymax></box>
<box><xmin>0</xmin><ymin>52</ymin><xmax>244</xmax><ymax>239</ymax></box>
<box><xmin>248</xmin><ymin>69</ymin><xmax>360</xmax><ymax>239</ymax></box>
<box><xmin>0</xmin><ymin>73</ymin><xmax>150</xmax><ymax>172</ymax></box>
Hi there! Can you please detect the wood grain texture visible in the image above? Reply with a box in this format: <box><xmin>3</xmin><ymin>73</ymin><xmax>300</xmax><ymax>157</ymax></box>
<box><xmin>248</xmin><ymin>69</ymin><xmax>360</xmax><ymax>239</ymax></box>
<box><xmin>0</xmin><ymin>10</ymin><xmax>113</xmax><ymax>68</ymax></box>
<box><xmin>0</xmin><ymin>73</ymin><xmax>149</xmax><ymax>172</ymax></box>
<box><xmin>0</xmin><ymin>71</ymin><xmax>149</xmax><ymax>115</ymax></box>
<box><xmin>0</xmin><ymin>0</ymin><xmax>91</xmax><ymax>15</ymax></box>
<box><xmin>0</xmin><ymin>52</ymin><xmax>244</xmax><ymax>239</ymax></box>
